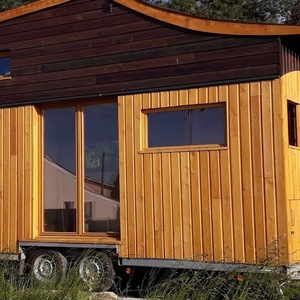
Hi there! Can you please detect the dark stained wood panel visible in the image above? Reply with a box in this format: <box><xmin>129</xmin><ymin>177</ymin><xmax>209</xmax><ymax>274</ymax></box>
<box><xmin>0</xmin><ymin>0</ymin><xmax>281</xmax><ymax>106</ymax></box>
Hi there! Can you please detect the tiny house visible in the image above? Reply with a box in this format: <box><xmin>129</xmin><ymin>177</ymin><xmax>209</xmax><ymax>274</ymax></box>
<box><xmin>1</xmin><ymin>0</ymin><xmax>300</xmax><ymax>289</ymax></box>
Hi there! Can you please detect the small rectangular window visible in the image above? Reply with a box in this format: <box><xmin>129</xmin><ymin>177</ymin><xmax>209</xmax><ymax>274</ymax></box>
<box><xmin>0</xmin><ymin>51</ymin><xmax>10</xmax><ymax>78</ymax></box>
<box><xmin>288</xmin><ymin>101</ymin><xmax>298</xmax><ymax>146</ymax></box>
<box><xmin>146</xmin><ymin>104</ymin><xmax>226</xmax><ymax>148</ymax></box>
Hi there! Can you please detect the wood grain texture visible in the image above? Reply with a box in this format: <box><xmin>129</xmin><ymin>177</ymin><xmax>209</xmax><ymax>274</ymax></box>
<box><xmin>0</xmin><ymin>0</ymin><xmax>281</xmax><ymax>106</ymax></box>
<box><xmin>119</xmin><ymin>82</ymin><xmax>287</xmax><ymax>264</ymax></box>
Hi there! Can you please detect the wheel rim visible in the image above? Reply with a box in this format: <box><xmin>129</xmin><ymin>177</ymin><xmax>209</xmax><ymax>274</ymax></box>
<box><xmin>79</xmin><ymin>256</ymin><xmax>105</xmax><ymax>283</ymax></box>
<box><xmin>33</xmin><ymin>254</ymin><xmax>56</xmax><ymax>281</ymax></box>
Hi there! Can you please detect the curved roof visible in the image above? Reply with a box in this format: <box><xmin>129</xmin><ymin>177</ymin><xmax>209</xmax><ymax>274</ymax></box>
<box><xmin>1</xmin><ymin>0</ymin><xmax>300</xmax><ymax>36</ymax></box>
<box><xmin>115</xmin><ymin>0</ymin><xmax>300</xmax><ymax>36</ymax></box>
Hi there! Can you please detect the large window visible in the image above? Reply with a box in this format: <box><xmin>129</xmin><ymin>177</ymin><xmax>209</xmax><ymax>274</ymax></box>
<box><xmin>43</xmin><ymin>101</ymin><xmax>119</xmax><ymax>235</ymax></box>
<box><xmin>145</xmin><ymin>104</ymin><xmax>226</xmax><ymax>148</ymax></box>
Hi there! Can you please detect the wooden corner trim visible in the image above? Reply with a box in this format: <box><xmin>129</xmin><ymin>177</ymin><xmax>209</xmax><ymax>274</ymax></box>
<box><xmin>0</xmin><ymin>0</ymin><xmax>72</xmax><ymax>23</ymax></box>
<box><xmin>113</xmin><ymin>0</ymin><xmax>300</xmax><ymax>36</ymax></box>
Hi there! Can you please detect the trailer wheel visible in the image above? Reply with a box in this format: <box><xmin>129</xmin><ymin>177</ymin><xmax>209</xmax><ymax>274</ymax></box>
<box><xmin>77</xmin><ymin>251</ymin><xmax>115</xmax><ymax>292</ymax></box>
<box><xmin>28</xmin><ymin>250</ymin><xmax>67</xmax><ymax>285</ymax></box>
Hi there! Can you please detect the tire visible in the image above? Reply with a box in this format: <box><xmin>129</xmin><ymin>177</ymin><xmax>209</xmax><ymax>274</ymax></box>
<box><xmin>28</xmin><ymin>250</ymin><xmax>67</xmax><ymax>285</ymax></box>
<box><xmin>77</xmin><ymin>251</ymin><xmax>115</xmax><ymax>292</ymax></box>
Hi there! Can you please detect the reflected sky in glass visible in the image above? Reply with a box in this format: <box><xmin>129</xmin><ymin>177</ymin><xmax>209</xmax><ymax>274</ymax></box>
<box><xmin>148</xmin><ymin>106</ymin><xmax>226</xmax><ymax>147</ymax></box>
<box><xmin>0</xmin><ymin>57</ymin><xmax>10</xmax><ymax>76</ymax></box>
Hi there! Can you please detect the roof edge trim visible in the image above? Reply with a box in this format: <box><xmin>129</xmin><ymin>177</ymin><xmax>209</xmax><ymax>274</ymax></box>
<box><xmin>114</xmin><ymin>0</ymin><xmax>300</xmax><ymax>36</ymax></box>
<box><xmin>0</xmin><ymin>0</ymin><xmax>71</xmax><ymax>23</ymax></box>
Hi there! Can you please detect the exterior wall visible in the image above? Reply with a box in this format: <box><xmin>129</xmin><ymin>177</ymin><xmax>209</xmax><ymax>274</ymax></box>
<box><xmin>0</xmin><ymin>0</ymin><xmax>280</xmax><ymax>107</ymax></box>
<box><xmin>118</xmin><ymin>80</ymin><xmax>288</xmax><ymax>264</ymax></box>
<box><xmin>0</xmin><ymin>106</ymin><xmax>39</xmax><ymax>253</ymax></box>
<box><xmin>282</xmin><ymin>71</ymin><xmax>300</xmax><ymax>264</ymax></box>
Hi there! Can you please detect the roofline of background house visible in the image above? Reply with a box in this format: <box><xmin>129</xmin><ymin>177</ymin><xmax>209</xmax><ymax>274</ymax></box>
<box><xmin>0</xmin><ymin>0</ymin><xmax>300</xmax><ymax>36</ymax></box>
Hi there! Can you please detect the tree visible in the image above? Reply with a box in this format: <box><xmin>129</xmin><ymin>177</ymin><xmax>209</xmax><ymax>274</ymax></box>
<box><xmin>145</xmin><ymin>0</ymin><xmax>299</xmax><ymax>24</ymax></box>
<box><xmin>0</xmin><ymin>0</ymin><xmax>36</xmax><ymax>12</ymax></box>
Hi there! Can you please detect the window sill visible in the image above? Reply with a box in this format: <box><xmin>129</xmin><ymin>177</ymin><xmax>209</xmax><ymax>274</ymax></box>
<box><xmin>288</xmin><ymin>145</ymin><xmax>300</xmax><ymax>150</ymax></box>
<box><xmin>0</xmin><ymin>75</ymin><xmax>11</xmax><ymax>80</ymax></box>
<box><xmin>140</xmin><ymin>144</ymin><xmax>228</xmax><ymax>154</ymax></box>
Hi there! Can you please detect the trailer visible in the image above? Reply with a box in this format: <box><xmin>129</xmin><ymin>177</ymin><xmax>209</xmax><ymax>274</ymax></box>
<box><xmin>1</xmin><ymin>0</ymin><xmax>300</xmax><ymax>291</ymax></box>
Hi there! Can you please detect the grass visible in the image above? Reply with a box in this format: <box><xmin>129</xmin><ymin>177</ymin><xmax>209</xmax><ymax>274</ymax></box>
<box><xmin>1</xmin><ymin>258</ymin><xmax>300</xmax><ymax>299</ymax></box>
<box><xmin>118</xmin><ymin>267</ymin><xmax>300</xmax><ymax>300</ymax></box>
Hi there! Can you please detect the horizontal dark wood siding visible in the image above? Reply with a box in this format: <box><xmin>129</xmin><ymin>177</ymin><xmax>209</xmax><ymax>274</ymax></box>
<box><xmin>0</xmin><ymin>0</ymin><xmax>280</xmax><ymax>106</ymax></box>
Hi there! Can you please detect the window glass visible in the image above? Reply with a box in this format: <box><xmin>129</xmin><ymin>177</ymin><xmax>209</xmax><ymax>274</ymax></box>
<box><xmin>84</xmin><ymin>103</ymin><xmax>120</xmax><ymax>233</ymax></box>
<box><xmin>147</xmin><ymin>105</ymin><xmax>226</xmax><ymax>147</ymax></box>
<box><xmin>43</xmin><ymin>107</ymin><xmax>76</xmax><ymax>232</ymax></box>
<box><xmin>288</xmin><ymin>102</ymin><xmax>298</xmax><ymax>146</ymax></box>
<box><xmin>0</xmin><ymin>52</ymin><xmax>10</xmax><ymax>77</ymax></box>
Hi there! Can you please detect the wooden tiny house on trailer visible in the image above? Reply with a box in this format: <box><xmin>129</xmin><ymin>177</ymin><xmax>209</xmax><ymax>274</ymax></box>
<box><xmin>1</xmin><ymin>0</ymin><xmax>300</xmax><ymax>288</ymax></box>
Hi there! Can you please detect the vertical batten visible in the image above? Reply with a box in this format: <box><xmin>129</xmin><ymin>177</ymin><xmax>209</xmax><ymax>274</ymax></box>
<box><xmin>153</xmin><ymin>153</ymin><xmax>164</xmax><ymax>258</ymax></box>
<box><xmin>17</xmin><ymin>107</ymin><xmax>25</xmax><ymax>240</ymax></box>
<box><xmin>162</xmin><ymin>152</ymin><xmax>173</xmax><ymax>258</ymax></box>
<box><xmin>171</xmin><ymin>152</ymin><xmax>183</xmax><ymax>259</ymax></box>
<box><xmin>210</xmin><ymin>151</ymin><xmax>223</xmax><ymax>261</ymax></box>
<box><xmin>180</xmin><ymin>152</ymin><xmax>193</xmax><ymax>259</ymax></box>
<box><xmin>134</xmin><ymin>94</ymin><xmax>145</xmax><ymax>258</ymax></box>
<box><xmin>10</xmin><ymin>108</ymin><xmax>17</xmax><ymax>251</ymax></box>
<box><xmin>200</xmin><ymin>151</ymin><xmax>213</xmax><ymax>261</ymax></box>
<box><xmin>125</xmin><ymin>95</ymin><xmax>137</xmax><ymax>257</ymax></box>
<box><xmin>3</xmin><ymin>109</ymin><xmax>11</xmax><ymax>251</ymax></box>
<box><xmin>261</xmin><ymin>81</ymin><xmax>278</xmax><ymax>259</ymax></box>
<box><xmin>118</xmin><ymin>96</ymin><xmax>128</xmax><ymax>258</ymax></box>
<box><xmin>250</xmin><ymin>82</ymin><xmax>267</xmax><ymax>263</ymax></box>
<box><xmin>144</xmin><ymin>153</ymin><xmax>155</xmax><ymax>257</ymax></box>
<box><xmin>0</xmin><ymin>110</ymin><xmax>3</xmax><ymax>251</ymax></box>
<box><xmin>190</xmin><ymin>152</ymin><xmax>202</xmax><ymax>260</ymax></box>
<box><xmin>229</xmin><ymin>84</ymin><xmax>245</xmax><ymax>262</ymax></box>
<box><xmin>239</xmin><ymin>83</ymin><xmax>255</xmax><ymax>263</ymax></box>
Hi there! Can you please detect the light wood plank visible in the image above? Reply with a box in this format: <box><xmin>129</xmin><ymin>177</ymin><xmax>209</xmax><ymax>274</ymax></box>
<box><xmin>188</xmin><ymin>88</ymin><xmax>198</xmax><ymax>105</ymax></box>
<box><xmin>239</xmin><ymin>83</ymin><xmax>255</xmax><ymax>263</ymax></box>
<box><xmin>229</xmin><ymin>84</ymin><xmax>245</xmax><ymax>262</ymax></box>
<box><xmin>118</xmin><ymin>96</ymin><xmax>128</xmax><ymax>258</ymax></box>
<box><xmin>209</xmin><ymin>86</ymin><xmax>219</xmax><ymax>103</ymax></box>
<box><xmin>0</xmin><ymin>110</ymin><xmax>3</xmax><ymax>251</ymax></box>
<box><xmin>3</xmin><ymin>109</ymin><xmax>10</xmax><ymax>251</ymax></box>
<box><xmin>17</xmin><ymin>107</ymin><xmax>25</xmax><ymax>240</ymax></box>
<box><xmin>180</xmin><ymin>152</ymin><xmax>193</xmax><ymax>259</ymax></box>
<box><xmin>153</xmin><ymin>154</ymin><xmax>164</xmax><ymax>258</ymax></box>
<box><xmin>190</xmin><ymin>152</ymin><xmax>202</xmax><ymax>260</ymax></box>
<box><xmin>134</xmin><ymin>95</ymin><xmax>145</xmax><ymax>258</ymax></box>
<box><xmin>144</xmin><ymin>153</ymin><xmax>155</xmax><ymax>257</ymax></box>
<box><xmin>200</xmin><ymin>151</ymin><xmax>213</xmax><ymax>261</ymax></box>
<box><xmin>161</xmin><ymin>152</ymin><xmax>174</xmax><ymax>258</ymax></box>
<box><xmin>169</xmin><ymin>90</ymin><xmax>179</xmax><ymax>107</ymax></box>
<box><xmin>160</xmin><ymin>91</ymin><xmax>169</xmax><ymax>108</ymax></box>
<box><xmin>125</xmin><ymin>96</ymin><xmax>137</xmax><ymax>257</ymax></box>
<box><xmin>261</xmin><ymin>81</ymin><xmax>278</xmax><ymax>259</ymax></box>
<box><xmin>171</xmin><ymin>152</ymin><xmax>183</xmax><ymax>259</ymax></box>
<box><xmin>210</xmin><ymin>151</ymin><xmax>223</xmax><ymax>261</ymax></box>
<box><xmin>151</xmin><ymin>92</ymin><xmax>160</xmax><ymax>109</ymax></box>
<box><xmin>220</xmin><ymin>150</ymin><xmax>234</xmax><ymax>262</ymax></box>
<box><xmin>249</xmin><ymin>82</ymin><xmax>266</xmax><ymax>263</ymax></box>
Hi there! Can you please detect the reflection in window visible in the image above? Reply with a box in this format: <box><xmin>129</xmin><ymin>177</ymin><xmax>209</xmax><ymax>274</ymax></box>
<box><xmin>43</xmin><ymin>102</ymin><xmax>120</xmax><ymax>235</ymax></box>
<box><xmin>43</xmin><ymin>107</ymin><xmax>76</xmax><ymax>232</ymax></box>
<box><xmin>84</xmin><ymin>103</ymin><xmax>120</xmax><ymax>233</ymax></box>
<box><xmin>288</xmin><ymin>101</ymin><xmax>298</xmax><ymax>146</ymax></box>
<box><xmin>147</xmin><ymin>105</ymin><xmax>226</xmax><ymax>147</ymax></box>
<box><xmin>0</xmin><ymin>51</ymin><xmax>10</xmax><ymax>77</ymax></box>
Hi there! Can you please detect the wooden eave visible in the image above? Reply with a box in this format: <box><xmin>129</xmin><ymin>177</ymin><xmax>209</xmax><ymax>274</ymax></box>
<box><xmin>0</xmin><ymin>0</ymin><xmax>300</xmax><ymax>36</ymax></box>
<box><xmin>0</xmin><ymin>0</ymin><xmax>71</xmax><ymax>22</ymax></box>
<box><xmin>114</xmin><ymin>0</ymin><xmax>300</xmax><ymax>36</ymax></box>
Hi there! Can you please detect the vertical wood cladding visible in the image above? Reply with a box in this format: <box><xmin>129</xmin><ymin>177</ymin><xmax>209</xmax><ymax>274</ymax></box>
<box><xmin>0</xmin><ymin>106</ymin><xmax>38</xmax><ymax>253</ymax></box>
<box><xmin>0</xmin><ymin>0</ymin><xmax>280</xmax><ymax>106</ymax></box>
<box><xmin>118</xmin><ymin>81</ymin><xmax>288</xmax><ymax>264</ymax></box>
<box><xmin>282</xmin><ymin>71</ymin><xmax>300</xmax><ymax>264</ymax></box>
